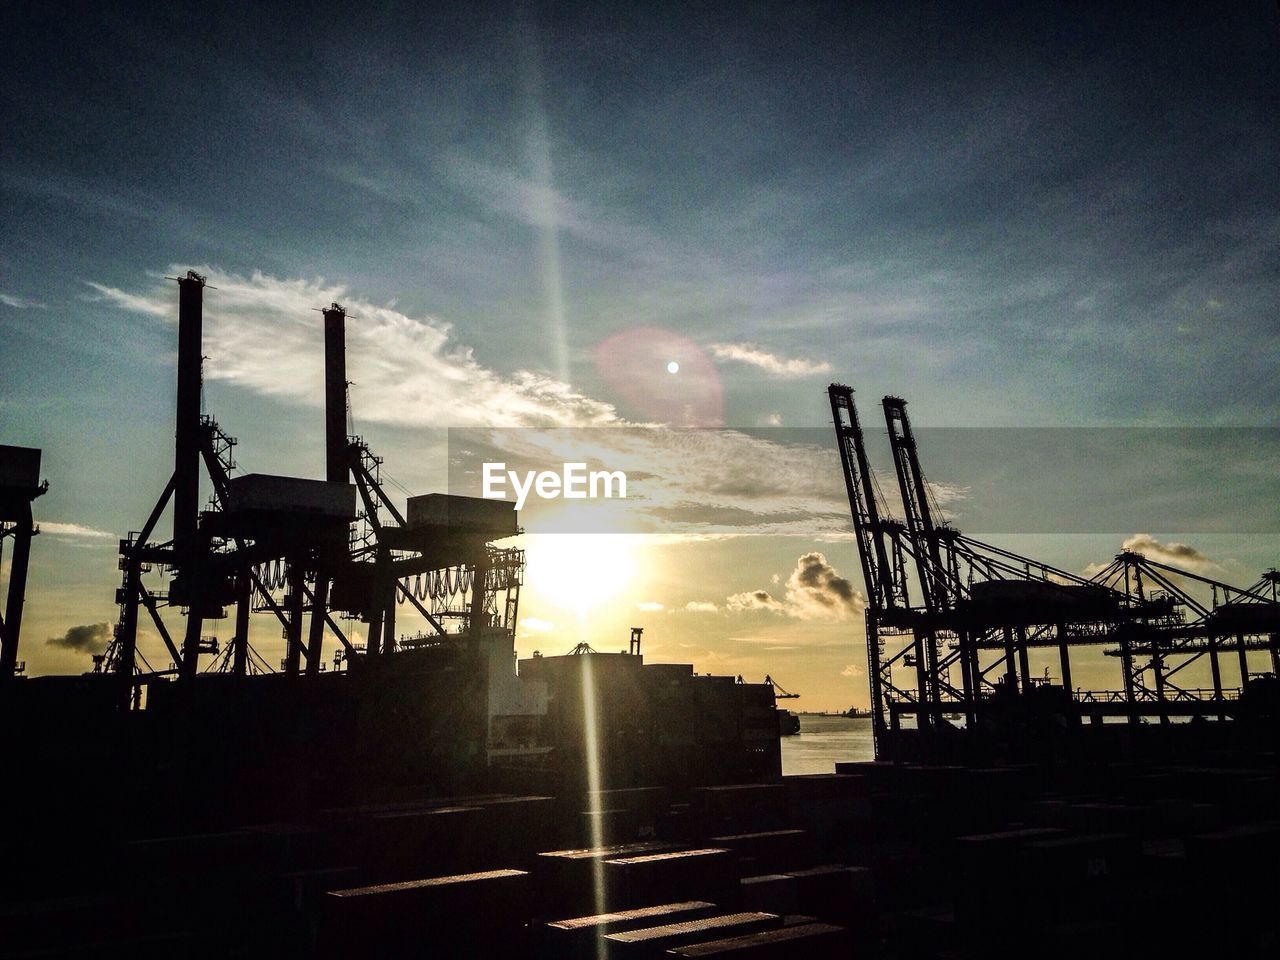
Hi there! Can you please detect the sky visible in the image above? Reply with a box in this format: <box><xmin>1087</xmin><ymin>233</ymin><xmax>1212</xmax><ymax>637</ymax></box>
<box><xmin>2</xmin><ymin>0</ymin><xmax>1278</xmax><ymax>709</ymax></box>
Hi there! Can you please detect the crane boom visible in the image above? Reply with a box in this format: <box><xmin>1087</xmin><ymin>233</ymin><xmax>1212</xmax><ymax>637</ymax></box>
<box><xmin>829</xmin><ymin>384</ymin><xmax>896</xmax><ymax>750</ymax></box>
<box><xmin>828</xmin><ymin>385</ymin><xmax>896</xmax><ymax>613</ymax></box>
<box><xmin>882</xmin><ymin>396</ymin><xmax>952</xmax><ymax>611</ymax></box>
<box><xmin>763</xmin><ymin>675</ymin><xmax>800</xmax><ymax>699</ymax></box>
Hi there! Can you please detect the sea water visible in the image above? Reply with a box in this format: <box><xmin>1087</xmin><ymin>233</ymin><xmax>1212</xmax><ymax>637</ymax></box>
<box><xmin>779</xmin><ymin>714</ymin><xmax>876</xmax><ymax>775</ymax></box>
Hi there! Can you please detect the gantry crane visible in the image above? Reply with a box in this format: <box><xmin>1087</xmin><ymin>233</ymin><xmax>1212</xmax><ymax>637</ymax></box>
<box><xmin>828</xmin><ymin>383</ymin><xmax>1279</xmax><ymax>757</ymax></box>
<box><xmin>100</xmin><ymin>277</ymin><xmax>524</xmax><ymax>708</ymax></box>
<box><xmin>763</xmin><ymin>675</ymin><xmax>800</xmax><ymax>699</ymax></box>
<box><xmin>0</xmin><ymin>445</ymin><xmax>46</xmax><ymax>681</ymax></box>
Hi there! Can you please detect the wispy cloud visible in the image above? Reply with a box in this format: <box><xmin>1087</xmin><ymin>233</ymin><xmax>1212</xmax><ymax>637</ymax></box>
<box><xmin>461</xmin><ymin>427</ymin><xmax>872</xmax><ymax>539</ymax></box>
<box><xmin>40</xmin><ymin>521</ymin><xmax>115</xmax><ymax>540</ymax></box>
<box><xmin>709</xmin><ymin>342</ymin><xmax>832</xmax><ymax>378</ymax></box>
<box><xmin>449</xmin><ymin>158</ymin><xmax>636</xmax><ymax>253</ymax></box>
<box><xmin>85</xmin><ymin>281</ymin><xmax>170</xmax><ymax>318</ymax></box>
<box><xmin>684</xmin><ymin>601</ymin><xmax>720</xmax><ymax>614</ymax></box>
<box><xmin>635</xmin><ymin>601</ymin><xmax>665</xmax><ymax>612</ymax></box>
<box><xmin>519</xmin><ymin>616</ymin><xmax>556</xmax><ymax>634</ymax></box>
<box><xmin>726</xmin><ymin>590</ymin><xmax>787</xmax><ymax>613</ymax></box>
<box><xmin>1121</xmin><ymin>534</ymin><xmax>1218</xmax><ymax>573</ymax></box>
<box><xmin>91</xmin><ymin>267</ymin><xmax>970</xmax><ymax>541</ymax></box>
<box><xmin>0</xmin><ymin>292</ymin><xmax>47</xmax><ymax>310</ymax></box>
<box><xmin>1083</xmin><ymin>534</ymin><xmax>1220</xmax><ymax>579</ymax></box>
<box><xmin>89</xmin><ymin>268</ymin><xmax>620</xmax><ymax>428</ymax></box>
<box><xmin>727</xmin><ymin>636</ymin><xmax>801</xmax><ymax>651</ymax></box>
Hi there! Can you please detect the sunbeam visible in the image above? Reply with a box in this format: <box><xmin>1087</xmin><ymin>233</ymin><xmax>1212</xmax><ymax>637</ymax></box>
<box><xmin>577</xmin><ymin>615</ymin><xmax>608</xmax><ymax>959</ymax></box>
<box><xmin>518</xmin><ymin>17</ymin><xmax>570</xmax><ymax>384</ymax></box>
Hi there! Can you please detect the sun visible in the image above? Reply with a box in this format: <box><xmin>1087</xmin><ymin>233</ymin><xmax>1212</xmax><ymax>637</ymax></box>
<box><xmin>524</xmin><ymin>534</ymin><xmax>637</xmax><ymax>616</ymax></box>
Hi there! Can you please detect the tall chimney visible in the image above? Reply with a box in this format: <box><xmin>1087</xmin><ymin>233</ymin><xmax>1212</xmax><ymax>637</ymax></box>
<box><xmin>174</xmin><ymin>271</ymin><xmax>206</xmax><ymax>549</ymax></box>
<box><xmin>323</xmin><ymin>303</ymin><xmax>348</xmax><ymax>484</ymax></box>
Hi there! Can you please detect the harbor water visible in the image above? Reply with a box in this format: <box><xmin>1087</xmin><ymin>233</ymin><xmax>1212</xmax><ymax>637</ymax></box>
<box><xmin>779</xmin><ymin>714</ymin><xmax>875</xmax><ymax>775</ymax></box>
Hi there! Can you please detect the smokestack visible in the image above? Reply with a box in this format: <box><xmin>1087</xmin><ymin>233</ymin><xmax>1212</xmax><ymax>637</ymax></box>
<box><xmin>323</xmin><ymin>303</ymin><xmax>348</xmax><ymax>484</ymax></box>
<box><xmin>174</xmin><ymin>271</ymin><xmax>206</xmax><ymax>549</ymax></box>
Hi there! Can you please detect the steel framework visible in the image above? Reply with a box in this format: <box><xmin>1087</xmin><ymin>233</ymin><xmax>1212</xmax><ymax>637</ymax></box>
<box><xmin>99</xmin><ymin>276</ymin><xmax>524</xmax><ymax>708</ymax></box>
<box><xmin>0</xmin><ymin>446</ymin><xmax>47</xmax><ymax>681</ymax></box>
<box><xmin>828</xmin><ymin>384</ymin><xmax>1279</xmax><ymax>756</ymax></box>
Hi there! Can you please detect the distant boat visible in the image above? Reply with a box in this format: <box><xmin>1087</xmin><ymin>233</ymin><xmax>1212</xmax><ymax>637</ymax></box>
<box><xmin>843</xmin><ymin>706</ymin><xmax>866</xmax><ymax>718</ymax></box>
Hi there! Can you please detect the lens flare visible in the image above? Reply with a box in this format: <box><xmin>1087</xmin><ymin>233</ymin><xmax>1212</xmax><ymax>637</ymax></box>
<box><xmin>594</xmin><ymin>326</ymin><xmax>724</xmax><ymax>426</ymax></box>
<box><xmin>578</xmin><ymin>620</ymin><xmax>607</xmax><ymax>957</ymax></box>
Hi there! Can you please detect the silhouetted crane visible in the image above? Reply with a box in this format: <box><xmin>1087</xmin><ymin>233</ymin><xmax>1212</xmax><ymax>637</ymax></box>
<box><xmin>828</xmin><ymin>382</ymin><xmax>1279</xmax><ymax>757</ymax></box>
<box><xmin>764</xmin><ymin>675</ymin><xmax>800</xmax><ymax>699</ymax></box>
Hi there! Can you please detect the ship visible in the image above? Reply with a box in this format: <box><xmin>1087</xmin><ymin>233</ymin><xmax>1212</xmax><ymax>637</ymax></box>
<box><xmin>764</xmin><ymin>675</ymin><xmax>801</xmax><ymax>735</ymax></box>
<box><xmin>776</xmin><ymin>708</ymin><xmax>801</xmax><ymax>736</ymax></box>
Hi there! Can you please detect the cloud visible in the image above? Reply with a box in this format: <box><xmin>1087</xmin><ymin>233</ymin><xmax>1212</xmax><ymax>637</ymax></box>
<box><xmin>458</xmin><ymin>419</ymin><xmax>972</xmax><ymax>542</ymax></box>
<box><xmin>463</xmin><ymin>426</ymin><xmax>868</xmax><ymax>539</ymax></box>
<box><xmin>684</xmin><ymin>601</ymin><xmax>720</xmax><ymax>614</ymax></box>
<box><xmin>47</xmin><ymin>622</ymin><xmax>111</xmax><ymax>653</ymax></box>
<box><xmin>84</xmin><ymin>282</ymin><xmax>169</xmax><ymax>317</ymax></box>
<box><xmin>841</xmin><ymin>663</ymin><xmax>864</xmax><ymax>678</ymax></box>
<box><xmin>1121</xmin><ymin>534</ymin><xmax>1217</xmax><ymax>573</ymax></box>
<box><xmin>520</xmin><ymin>617</ymin><xmax>555</xmax><ymax>634</ymax></box>
<box><xmin>40</xmin><ymin>521</ymin><xmax>115</xmax><ymax>540</ymax></box>
<box><xmin>0</xmin><ymin>292</ymin><xmax>46</xmax><ymax>309</ymax></box>
<box><xmin>448</xmin><ymin>158</ymin><xmax>625</xmax><ymax>249</ymax></box>
<box><xmin>1083</xmin><ymin>533</ymin><xmax>1221</xmax><ymax>580</ymax></box>
<box><xmin>726</xmin><ymin>589</ymin><xmax>788</xmax><ymax>613</ymax></box>
<box><xmin>786</xmin><ymin>551</ymin><xmax>865</xmax><ymax>619</ymax></box>
<box><xmin>730</xmin><ymin>635</ymin><xmax>793</xmax><ymax>646</ymax></box>
<box><xmin>635</xmin><ymin>601</ymin><xmax>665</xmax><ymax>612</ymax></box>
<box><xmin>727</xmin><ymin>552</ymin><xmax>865</xmax><ymax>621</ymax></box>
<box><xmin>90</xmin><ymin>268</ymin><xmax>620</xmax><ymax>428</ymax></box>
<box><xmin>708</xmin><ymin>343</ymin><xmax>832</xmax><ymax>378</ymax></box>
<box><xmin>89</xmin><ymin>269</ymin><xmax>963</xmax><ymax>542</ymax></box>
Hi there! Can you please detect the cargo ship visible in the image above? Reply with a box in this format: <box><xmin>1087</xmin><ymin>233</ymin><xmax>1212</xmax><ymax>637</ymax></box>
<box><xmin>776</xmin><ymin>708</ymin><xmax>801</xmax><ymax>736</ymax></box>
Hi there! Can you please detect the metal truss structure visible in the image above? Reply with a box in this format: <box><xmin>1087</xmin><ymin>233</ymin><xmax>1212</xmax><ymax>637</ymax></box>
<box><xmin>0</xmin><ymin>449</ymin><xmax>47</xmax><ymax>681</ymax></box>
<box><xmin>99</xmin><ymin>274</ymin><xmax>523</xmax><ymax>707</ymax></box>
<box><xmin>829</xmin><ymin>383</ymin><xmax>1279</xmax><ymax>756</ymax></box>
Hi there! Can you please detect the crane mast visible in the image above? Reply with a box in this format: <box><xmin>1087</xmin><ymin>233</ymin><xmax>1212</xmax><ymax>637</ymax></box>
<box><xmin>882</xmin><ymin>397</ymin><xmax>952</xmax><ymax>611</ymax></box>
<box><xmin>828</xmin><ymin>384</ymin><xmax>898</xmax><ymax>750</ymax></box>
<box><xmin>828</xmin><ymin>385</ymin><xmax>896</xmax><ymax>612</ymax></box>
<box><xmin>831</xmin><ymin>381</ymin><xmax>1279</xmax><ymax>758</ymax></box>
<box><xmin>882</xmin><ymin>397</ymin><xmax>958</xmax><ymax>727</ymax></box>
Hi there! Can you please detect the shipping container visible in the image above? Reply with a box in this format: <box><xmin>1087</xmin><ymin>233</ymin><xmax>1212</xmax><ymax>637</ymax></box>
<box><xmin>0</xmin><ymin>444</ymin><xmax>41</xmax><ymax>490</ymax></box>
<box><xmin>226</xmin><ymin>474</ymin><xmax>356</xmax><ymax>519</ymax></box>
<box><xmin>406</xmin><ymin>493</ymin><xmax>517</xmax><ymax>537</ymax></box>
<box><xmin>602</xmin><ymin>911</ymin><xmax>780</xmax><ymax>957</ymax></box>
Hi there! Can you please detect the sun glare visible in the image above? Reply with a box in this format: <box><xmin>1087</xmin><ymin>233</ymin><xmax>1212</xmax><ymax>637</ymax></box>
<box><xmin>524</xmin><ymin>534</ymin><xmax>637</xmax><ymax>615</ymax></box>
